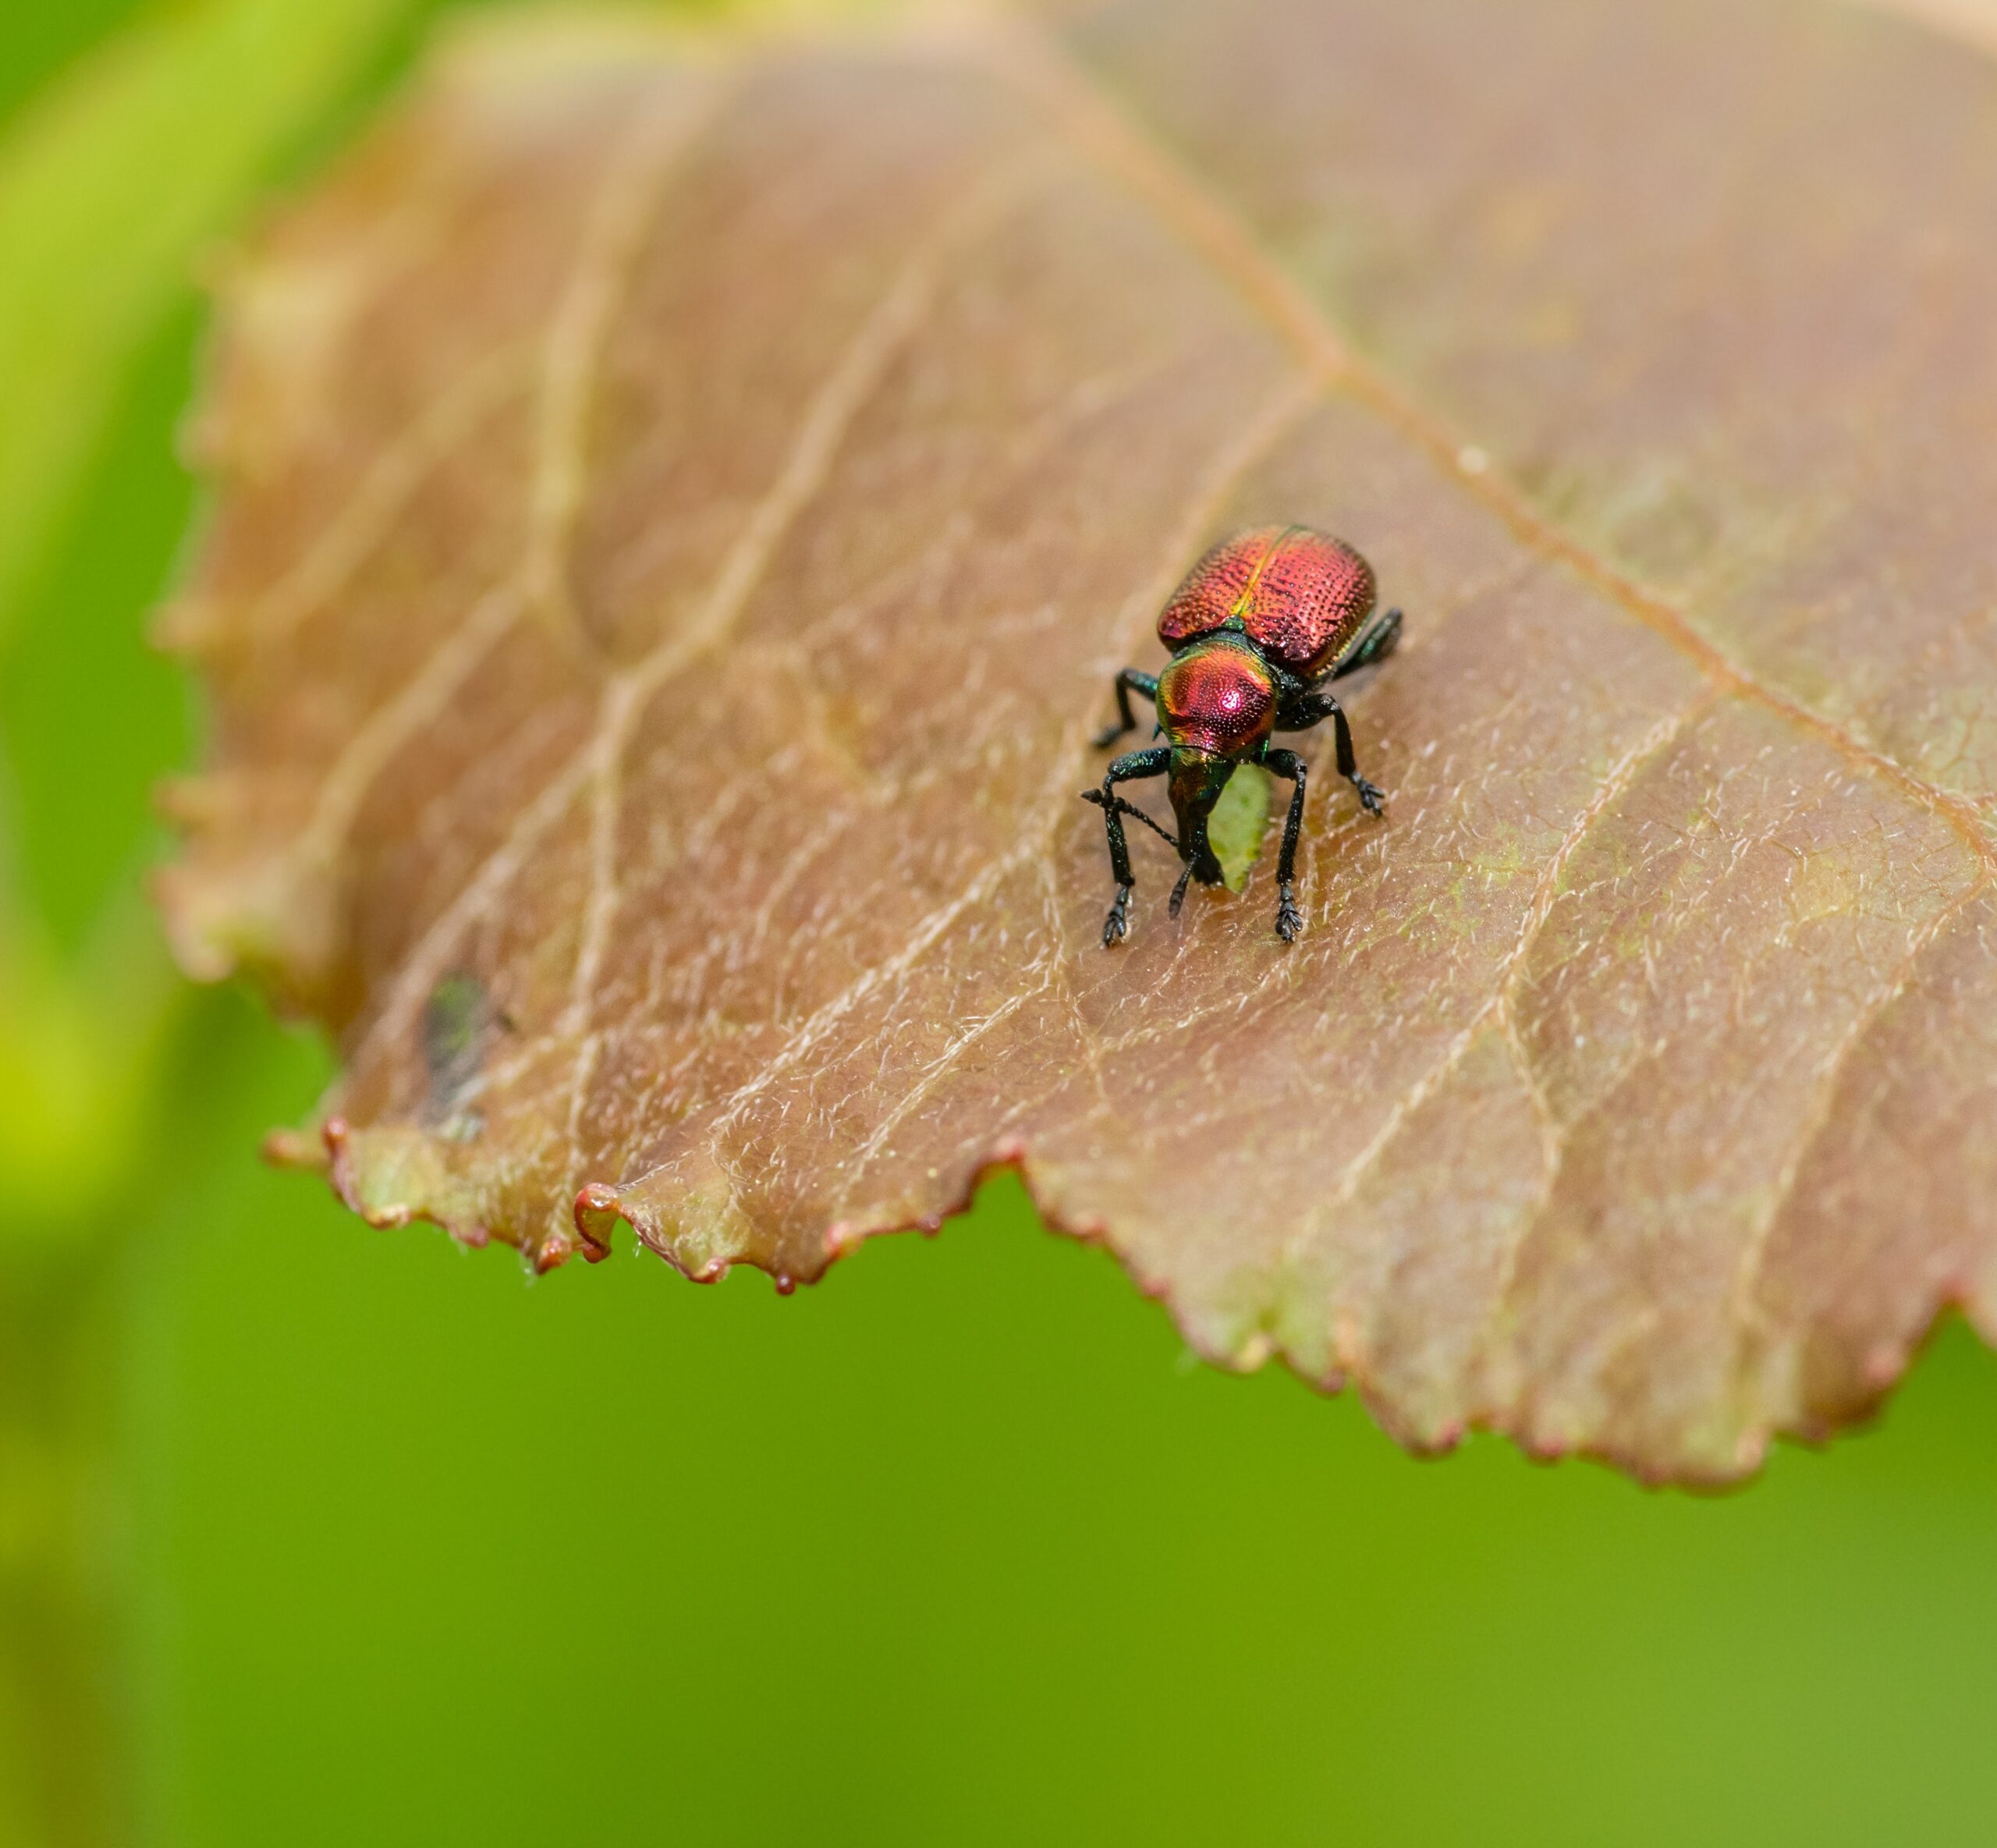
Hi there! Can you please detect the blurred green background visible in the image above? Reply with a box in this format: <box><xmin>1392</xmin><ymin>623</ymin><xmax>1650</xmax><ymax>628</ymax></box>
<box><xmin>3</xmin><ymin>2</ymin><xmax>1996</xmax><ymax>1843</ymax></box>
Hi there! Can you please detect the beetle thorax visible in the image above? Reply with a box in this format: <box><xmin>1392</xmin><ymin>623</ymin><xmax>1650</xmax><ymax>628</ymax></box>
<box><xmin>1156</xmin><ymin>633</ymin><xmax>1276</xmax><ymax>757</ymax></box>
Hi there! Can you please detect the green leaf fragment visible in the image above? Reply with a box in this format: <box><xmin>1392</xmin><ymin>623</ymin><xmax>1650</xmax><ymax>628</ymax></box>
<box><xmin>1208</xmin><ymin>762</ymin><xmax>1272</xmax><ymax>892</ymax></box>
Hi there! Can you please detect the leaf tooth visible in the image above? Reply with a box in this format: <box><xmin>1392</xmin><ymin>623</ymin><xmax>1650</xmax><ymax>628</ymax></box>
<box><xmin>533</xmin><ymin>1229</ymin><xmax>576</xmax><ymax>1275</ymax></box>
<box><xmin>174</xmin><ymin>392</ymin><xmax>232</xmax><ymax>473</ymax></box>
<box><xmin>150</xmin><ymin>593</ymin><xmax>226</xmax><ymax>657</ymax></box>
<box><xmin>261</xmin><ymin>1125</ymin><xmax>328</xmax><ymax>1173</ymax></box>
<box><xmin>153</xmin><ymin>770</ymin><xmax>236</xmax><ymax>828</ymax></box>
<box><xmin>571</xmin><ymin>1181</ymin><xmax>623</xmax><ymax>1261</ymax></box>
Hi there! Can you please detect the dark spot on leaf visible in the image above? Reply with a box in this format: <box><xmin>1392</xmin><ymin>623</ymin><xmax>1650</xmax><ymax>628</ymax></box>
<box><xmin>422</xmin><ymin>970</ymin><xmax>493</xmax><ymax>1121</ymax></box>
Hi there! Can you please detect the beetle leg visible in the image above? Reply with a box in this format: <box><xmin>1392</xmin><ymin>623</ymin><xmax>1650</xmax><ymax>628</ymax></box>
<box><xmin>1273</xmin><ymin>680</ymin><xmax>1341</xmax><ymax>733</ymax></box>
<box><xmin>1320</xmin><ymin>695</ymin><xmax>1387</xmax><ymax>816</ymax></box>
<box><xmin>1084</xmin><ymin>746</ymin><xmax>1169</xmax><ymax>945</ymax></box>
<box><xmin>1329</xmin><ymin>606</ymin><xmax>1403</xmax><ymax>681</ymax></box>
<box><xmin>1262</xmin><ymin>747</ymin><xmax>1309</xmax><ymax>942</ymax></box>
<box><xmin>1091</xmin><ymin>668</ymin><xmax>1161</xmax><ymax>750</ymax></box>
<box><xmin>1272</xmin><ymin>690</ymin><xmax>1329</xmax><ymax>733</ymax></box>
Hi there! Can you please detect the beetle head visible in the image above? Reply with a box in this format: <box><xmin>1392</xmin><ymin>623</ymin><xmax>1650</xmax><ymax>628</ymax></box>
<box><xmin>1167</xmin><ymin>747</ymin><xmax>1233</xmax><ymax>888</ymax></box>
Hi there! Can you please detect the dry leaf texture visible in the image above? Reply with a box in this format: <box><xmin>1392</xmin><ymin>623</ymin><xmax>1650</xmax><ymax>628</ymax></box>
<box><xmin>157</xmin><ymin>0</ymin><xmax>1997</xmax><ymax>1481</ymax></box>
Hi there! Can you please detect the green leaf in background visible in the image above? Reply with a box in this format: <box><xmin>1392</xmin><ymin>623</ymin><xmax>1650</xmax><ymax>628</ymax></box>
<box><xmin>0</xmin><ymin>0</ymin><xmax>420</xmax><ymax>648</ymax></box>
<box><xmin>0</xmin><ymin>2</ymin><xmax>431</xmax><ymax>1840</ymax></box>
<box><xmin>0</xmin><ymin>0</ymin><xmax>441</xmax><ymax>1241</ymax></box>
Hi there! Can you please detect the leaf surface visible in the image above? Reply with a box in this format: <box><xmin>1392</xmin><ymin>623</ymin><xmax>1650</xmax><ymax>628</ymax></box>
<box><xmin>159</xmin><ymin>0</ymin><xmax>1997</xmax><ymax>1481</ymax></box>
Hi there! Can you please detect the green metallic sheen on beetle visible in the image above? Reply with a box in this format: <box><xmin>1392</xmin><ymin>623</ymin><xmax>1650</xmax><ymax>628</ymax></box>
<box><xmin>1083</xmin><ymin>525</ymin><xmax>1403</xmax><ymax>945</ymax></box>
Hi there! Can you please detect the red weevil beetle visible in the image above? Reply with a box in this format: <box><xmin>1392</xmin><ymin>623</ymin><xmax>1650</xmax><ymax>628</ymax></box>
<box><xmin>1082</xmin><ymin>524</ymin><xmax>1400</xmax><ymax>945</ymax></box>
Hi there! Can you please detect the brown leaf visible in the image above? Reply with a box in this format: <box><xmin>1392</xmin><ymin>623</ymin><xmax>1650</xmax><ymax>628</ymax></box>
<box><xmin>156</xmin><ymin>1</ymin><xmax>1997</xmax><ymax>1482</ymax></box>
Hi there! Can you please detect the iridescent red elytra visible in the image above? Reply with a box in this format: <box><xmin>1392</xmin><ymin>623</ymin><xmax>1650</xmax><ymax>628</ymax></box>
<box><xmin>1083</xmin><ymin>525</ymin><xmax>1402</xmax><ymax>945</ymax></box>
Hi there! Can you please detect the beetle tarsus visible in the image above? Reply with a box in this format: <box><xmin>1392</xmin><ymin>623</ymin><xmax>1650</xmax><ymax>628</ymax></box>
<box><xmin>1102</xmin><ymin>884</ymin><xmax>1133</xmax><ymax>946</ymax></box>
<box><xmin>1275</xmin><ymin>881</ymin><xmax>1304</xmax><ymax>942</ymax></box>
<box><xmin>1353</xmin><ymin>774</ymin><xmax>1387</xmax><ymax>816</ymax></box>
<box><xmin>1168</xmin><ymin>860</ymin><xmax>1197</xmax><ymax>918</ymax></box>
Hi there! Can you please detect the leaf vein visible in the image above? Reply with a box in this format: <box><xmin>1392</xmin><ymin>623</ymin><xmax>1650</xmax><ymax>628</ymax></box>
<box><xmin>996</xmin><ymin>20</ymin><xmax>1997</xmax><ymax>879</ymax></box>
<box><xmin>1726</xmin><ymin>869</ymin><xmax>1993</xmax><ymax>1361</ymax></box>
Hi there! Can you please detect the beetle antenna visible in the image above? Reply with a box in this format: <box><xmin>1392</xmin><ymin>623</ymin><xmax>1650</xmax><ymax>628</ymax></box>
<box><xmin>1080</xmin><ymin>788</ymin><xmax>1179</xmax><ymax>851</ymax></box>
